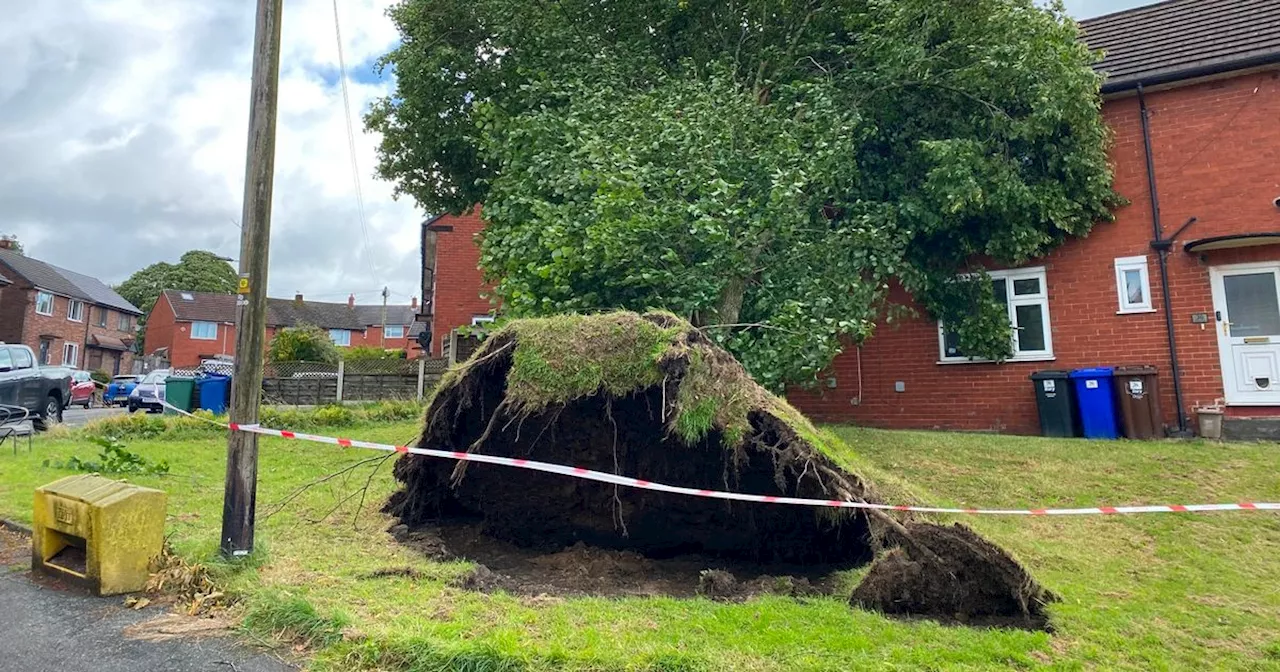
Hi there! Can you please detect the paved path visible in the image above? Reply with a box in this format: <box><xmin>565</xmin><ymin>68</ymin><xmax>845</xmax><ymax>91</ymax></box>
<box><xmin>0</xmin><ymin>528</ymin><xmax>295</xmax><ymax>672</ymax></box>
<box><xmin>61</xmin><ymin>405</ymin><xmax>127</xmax><ymax>428</ymax></box>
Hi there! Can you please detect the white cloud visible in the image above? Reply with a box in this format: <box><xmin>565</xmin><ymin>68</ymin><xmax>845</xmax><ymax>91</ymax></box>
<box><xmin>0</xmin><ymin>0</ymin><xmax>424</xmax><ymax>306</ymax></box>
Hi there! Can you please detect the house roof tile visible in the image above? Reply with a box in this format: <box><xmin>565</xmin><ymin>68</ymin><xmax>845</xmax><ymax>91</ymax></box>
<box><xmin>1081</xmin><ymin>0</ymin><xmax>1280</xmax><ymax>93</ymax></box>
<box><xmin>163</xmin><ymin>290</ymin><xmax>368</xmax><ymax>331</ymax></box>
<box><xmin>0</xmin><ymin>248</ymin><xmax>142</xmax><ymax>314</ymax></box>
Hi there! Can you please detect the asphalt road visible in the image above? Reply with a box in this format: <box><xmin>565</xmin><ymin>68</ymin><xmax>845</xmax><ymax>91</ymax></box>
<box><xmin>60</xmin><ymin>405</ymin><xmax>128</xmax><ymax>428</ymax></box>
<box><xmin>0</xmin><ymin>527</ymin><xmax>294</xmax><ymax>672</ymax></box>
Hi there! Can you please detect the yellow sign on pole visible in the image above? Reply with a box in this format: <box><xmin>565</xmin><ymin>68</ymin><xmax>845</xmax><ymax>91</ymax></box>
<box><xmin>237</xmin><ymin>276</ymin><xmax>251</xmax><ymax>295</ymax></box>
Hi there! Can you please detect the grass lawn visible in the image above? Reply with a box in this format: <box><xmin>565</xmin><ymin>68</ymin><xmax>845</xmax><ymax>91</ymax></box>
<box><xmin>1</xmin><ymin>421</ymin><xmax>1278</xmax><ymax>670</ymax></box>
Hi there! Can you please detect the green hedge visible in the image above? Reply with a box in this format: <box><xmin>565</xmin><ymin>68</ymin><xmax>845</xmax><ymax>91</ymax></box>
<box><xmin>84</xmin><ymin>400</ymin><xmax>425</xmax><ymax>440</ymax></box>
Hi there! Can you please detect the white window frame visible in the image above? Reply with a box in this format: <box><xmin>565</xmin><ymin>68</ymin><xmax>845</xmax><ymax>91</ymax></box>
<box><xmin>62</xmin><ymin>342</ymin><xmax>79</xmax><ymax>367</ymax></box>
<box><xmin>67</xmin><ymin>299</ymin><xmax>84</xmax><ymax>323</ymax></box>
<box><xmin>1114</xmin><ymin>255</ymin><xmax>1155</xmax><ymax>314</ymax></box>
<box><xmin>383</xmin><ymin>325</ymin><xmax>405</xmax><ymax>339</ymax></box>
<box><xmin>938</xmin><ymin>266</ymin><xmax>1054</xmax><ymax>364</ymax></box>
<box><xmin>329</xmin><ymin>329</ymin><xmax>352</xmax><ymax>347</ymax></box>
<box><xmin>191</xmin><ymin>321</ymin><xmax>219</xmax><ymax>340</ymax></box>
<box><xmin>35</xmin><ymin>291</ymin><xmax>55</xmax><ymax>316</ymax></box>
<box><xmin>471</xmin><ymin>315</ymin><xmax>496</xmax><ymax>326</ymax></box>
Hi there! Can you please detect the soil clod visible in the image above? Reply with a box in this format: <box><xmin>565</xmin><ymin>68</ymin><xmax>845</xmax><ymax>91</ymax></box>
<box><xmin>385</xmin><ymin>312</ymin><xmax>1052</xmax><ymax>627</ymax></box>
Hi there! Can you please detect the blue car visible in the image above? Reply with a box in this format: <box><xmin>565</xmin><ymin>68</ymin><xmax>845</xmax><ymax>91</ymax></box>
<box><xmin>103</xmin><ymin>375</ymin><xmax>140</xmax><ymax>406</ymax></box>
<box><xmin>127</xmin><ymin>369</ymin><xmax>170</xmax><ymax>413</ymax></box>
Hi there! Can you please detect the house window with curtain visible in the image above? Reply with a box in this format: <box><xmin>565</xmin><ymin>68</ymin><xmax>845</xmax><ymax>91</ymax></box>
<box><xmin>329</xmin><ymin>329</ymin><xmax>352</xmax><ymax>347</ymax></box>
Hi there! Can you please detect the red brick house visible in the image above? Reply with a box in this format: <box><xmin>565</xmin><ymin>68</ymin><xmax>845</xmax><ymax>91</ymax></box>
<box><xmin>418</xmin><ymin>206</ymin><xmax>495</xmax><ymax>357</ymax></box>
<box><xmin>790</xmin><ymin>0</ymin><xmax>1280</xmax><ymax>436</ymax></box>
<box><xmin>0</xmin><ymin>245</ymin><xmax>142</xmax><ymax>374</ymax></box>
<box><xmin>146</xmin><ymin>290</ymin><xmax>426</xmax><ymax>369</ymax></box>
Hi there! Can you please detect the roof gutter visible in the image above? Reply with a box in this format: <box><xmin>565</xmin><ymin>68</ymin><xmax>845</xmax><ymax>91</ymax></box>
<box><xmin>1102</xmin><ymin>53</ymin><xmax>1280</xmax><ymax>94</ymax></box>
<box><xmin>1138</xmin><ymin>83</ymin><xmax>1190</xmax><ymax>436</ymax></box>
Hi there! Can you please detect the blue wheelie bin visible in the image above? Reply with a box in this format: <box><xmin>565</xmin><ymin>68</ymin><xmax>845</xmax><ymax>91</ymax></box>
<box><xmin>197</xmin><ymin>373</ymin><xmax>231</xmax><ymax>415</ymax></box>
<box><xmin>1070</xmin><ymin>368</ymin><xmax>1119</xmax><ymax>439</ymax></box>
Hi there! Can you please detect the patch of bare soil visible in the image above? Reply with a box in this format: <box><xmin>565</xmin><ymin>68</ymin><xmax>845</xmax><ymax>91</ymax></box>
<box><xmin>0</xmin><ymin>526</ymin><xmax>28</xmax><ymax>568</ymax></box>
<box><xmin>397</xmin><ymin>522</ymin><xmax>841</xmax><ymax>600</ymax></box>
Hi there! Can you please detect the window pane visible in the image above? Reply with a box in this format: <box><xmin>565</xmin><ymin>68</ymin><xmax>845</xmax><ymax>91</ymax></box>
<box><xmin>11</xmin><ymin>347</ymin><xmax>31</xmax><ymax>369</ymax></box>
<box><xmin>1224</xmin><ymin>273</ymin><xmax>1280</xmax><ymax>337</ymax></box>
<box><xmin>992</xmin><ymin>279</ymin><xmax>1008</xmax><ymax>305</ymax></box>
<box><xmin>943</xmin><ymin>329</ymin><xmax>964</xmax><ymax>358</ymax></box>
<box><xmin>0</xmin><ymin>349</ymin><xmax>12</xmax><ymax>370</ymax></box>
<box><xmin>1012</xmin><ymin>278</ymin><xmax>1041</xmax><ymax>296</ymax></box>
<box><xmin>1123</xmin><ymin>269</ymin><xmax>1145</xmax><ymax>305</ymax></box>
<box><xmin>1015</xmin><ymin>304</ymin><xmax>1046</xmax><ymax>352</ymax></box>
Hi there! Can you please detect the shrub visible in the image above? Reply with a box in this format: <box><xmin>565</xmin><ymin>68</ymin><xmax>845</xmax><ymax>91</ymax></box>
<box><xmin>267</xmin><ymin>323</ymin><xmax>340</xmax><ymax>364</ymax></box>
<box><xmin>90</xmin><ymin>369</ymin><xmax>112</xmax><ymax>385</ymax></box>
<box><xmin>343</xmin><ymin>346</ymin><xmax>406</xmax><ymax>361</ymax></box>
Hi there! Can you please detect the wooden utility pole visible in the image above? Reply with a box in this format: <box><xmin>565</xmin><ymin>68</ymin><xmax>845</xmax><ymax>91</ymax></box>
<box><xmin>380</xmin><ymin>286</ymin><xmax>389</xmax><ymax>348</ymax></box>
<box><xmin>221</xmin><ymin>0</ymin><xmax>283</xmax><ymax>558</ymax></box>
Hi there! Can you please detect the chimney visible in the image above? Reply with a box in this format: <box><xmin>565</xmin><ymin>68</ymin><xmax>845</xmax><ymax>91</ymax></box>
<box><xmin>0</xmin><ymin>237</ymin><xmax>15</xmax><ymax>250</ymax></box>
<box><xmin>294</xmin><ymin>293</ymin><xmax>304</xmax><ymax>304</ymax></box>
<box><xmin>348</xmin><ymin>293</ymin><xmax>356</xmax><ymax>308</ymax></box>
<box><xmin>411</xmin><ymin>296</ymin><xmax>418</xmax><ymax>310</ymax></box>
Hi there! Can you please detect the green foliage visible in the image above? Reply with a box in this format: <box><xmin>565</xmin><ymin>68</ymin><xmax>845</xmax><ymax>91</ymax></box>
<box><xmin>370</xmin><ymin>0</ymin><xmax>1120</xmax><ymax>387</ymax></box>
<box><xmin>90</xmin><ymin>369</ymin><xmax>111</xmax><ymax>385</ymax></box>
<box><xmin>84</xmin><ymin>401</ymin><xmax>425</xmax><ymax>439</ymax></box>
<box><xmin>342</xmin><ymin>347</ymin><xmax>407</xmax><ymax>361</ymax></box>
<box><xmin>44</xmin><ymin>435</ymin><xmax>170</xmax><ymax>475</ymax></box>
<box><xmin>242</xmin><ymin>592</ymin><xmax>350</xmax><ymax>649</ymax></box>
<box><xmin>920</xmin><ymin>274</ymin><xmax>1015</xmax><ymax>361</ymax></box>
<box><xmin>268</xmin><ymin>324</ymin><xmax>341</xmax><ymax>364</ymax></box>
<box><xmin>116</xmin><ymin>251</ymin><xmax>238</xmax><ymax>351</ymax></box>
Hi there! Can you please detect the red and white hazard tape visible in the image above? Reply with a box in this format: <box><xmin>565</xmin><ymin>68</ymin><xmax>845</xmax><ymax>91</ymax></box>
<box><xmin>164</xmin><ymin>403</ymin><xmax>1278</xmax><ymax>516</ymax></box>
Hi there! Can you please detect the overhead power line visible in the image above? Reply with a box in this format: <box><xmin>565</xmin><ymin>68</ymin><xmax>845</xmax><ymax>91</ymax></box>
<box><xmin>331</xmin><ymin>0</ymin><xmax>376</xmax><ymax>279</ymax></box>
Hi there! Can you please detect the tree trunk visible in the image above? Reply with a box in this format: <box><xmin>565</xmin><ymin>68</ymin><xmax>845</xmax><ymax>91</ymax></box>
<box><xmin>715</xmin><ymin>276</ymin><xmax>748</xmax><ymax>326</ymax></box>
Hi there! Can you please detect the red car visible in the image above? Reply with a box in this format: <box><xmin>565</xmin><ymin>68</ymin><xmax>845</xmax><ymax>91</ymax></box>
<box><xmin>68</xmin><ymin>370</ymin><xmax>98</xmax><ymax>408</ymax></box>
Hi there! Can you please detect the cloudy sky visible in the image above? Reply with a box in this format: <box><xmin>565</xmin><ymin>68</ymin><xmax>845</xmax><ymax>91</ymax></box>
<box><xmin>0</xmin><ymin>0</ymin><xmax>1151</xmax><ymax>306</ymax></box>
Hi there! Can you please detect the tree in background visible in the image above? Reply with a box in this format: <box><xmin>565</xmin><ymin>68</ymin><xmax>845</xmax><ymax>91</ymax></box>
<box><xmin>268</xmin><ymin>324</ymin><xmax>341</xmax><ymax>364</ymax></box>
<box><xmin>116</xmin><ymin>250</ymin><xmax>238</xmax><ymax>352</ymax></box>
<box><xmin>369</xmin><ymin>0</ymin><xmax>1119</xmax><ymax>389</ymax></box>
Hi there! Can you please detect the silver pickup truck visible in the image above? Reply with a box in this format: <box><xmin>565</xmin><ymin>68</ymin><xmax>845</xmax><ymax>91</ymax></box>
<box><xmin>0</xmin><ymin>343</ymin><xmax>73</xmax><ymax>429</ymax></box>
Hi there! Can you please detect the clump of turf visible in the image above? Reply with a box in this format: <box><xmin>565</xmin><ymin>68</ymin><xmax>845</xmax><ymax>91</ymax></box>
<box><xmin>387</xmin><ymin>311</ymin><xmax>1052</xmax><ymax>627</ymax></box>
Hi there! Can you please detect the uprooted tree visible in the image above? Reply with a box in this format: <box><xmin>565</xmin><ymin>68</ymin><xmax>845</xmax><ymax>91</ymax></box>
<box><xmin>386</xmin><ymin>312</ymin><xmax>1054</xmax><ymax>625</ymax></box>
<box><xmin>368</xmin><ymin>0</ymin><xmax>1120</xmax><ymax>389</ymax></box>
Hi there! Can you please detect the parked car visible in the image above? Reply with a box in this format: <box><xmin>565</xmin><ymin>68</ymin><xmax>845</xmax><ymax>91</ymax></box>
<box><xmin>68</xmin><ymin>370</ymin><xmax>97</xmax><ymax>408</ymax></box>
<box><xmin>0</xmin><ymin>344</ymin><xmax>74</xmax><ymax>429</ymax></box>
<box><xmin>127</xmin><ymin>369</ymin><xmax>170</xmax><ymax>414</ymax></box>
<box><xmin>104</xmin><ymin>375</ymin><xmax>140</xmax><ymax>406</ymax></box>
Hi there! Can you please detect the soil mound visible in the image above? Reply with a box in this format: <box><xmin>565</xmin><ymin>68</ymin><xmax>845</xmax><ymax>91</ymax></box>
<box><xmin>386</xmin><ymin>312</ymin><xmax>1052</xmax><ymax>627</ymax></box>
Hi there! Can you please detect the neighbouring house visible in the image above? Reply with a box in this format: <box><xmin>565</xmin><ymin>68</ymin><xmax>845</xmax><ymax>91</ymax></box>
<box><xmin>0</xmin><ymin>244</ymin><xmax>143</xmax><ymax>375</ymax></box>
<box><xmin>418</xmin><ymin>0</ymin><xmax>1280</xmax><ymax>437</ymax></box>
<box><xmin>145</xmin><ymin>290</ymin><xmax>425</xmax><ymax>369</ymax></box>
<box><xmin>789</xmin><ymin>0</ymin><xmax>1280</xmax><ymax>436</ymax></box>
<box><xmin>418</xmin><ymin>206</ymin><xmax>495</xmax><ymax>357</ymax></box>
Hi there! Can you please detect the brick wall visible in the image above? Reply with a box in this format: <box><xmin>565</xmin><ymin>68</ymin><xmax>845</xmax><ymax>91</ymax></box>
<box><xmin>789</xmin><ymin>68</ymin><xmax>1280</xmax><ymax>433</ymax></box>
<box><xmin>426</xmin><ymin>207</ymin><xmax>495</xmax><ymax>356</ymax></box>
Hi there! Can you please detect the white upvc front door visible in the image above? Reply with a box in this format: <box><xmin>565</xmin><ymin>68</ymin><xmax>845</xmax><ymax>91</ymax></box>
<box><xmin>1211</xmin><ymin>263</ymin><xmax>1280</xmax><ymax>406</ymax></box>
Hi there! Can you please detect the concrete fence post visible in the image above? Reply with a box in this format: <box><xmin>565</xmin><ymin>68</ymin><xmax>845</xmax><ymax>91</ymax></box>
<box><xmin>417</xmin><ymin>357</ymin><xmax>426</xmax><ymax>401</ymax></box>
<box><xmin>336</xmin><ymin>359</ymin><xmax>345</xmax><ymax>403</ymax></box>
